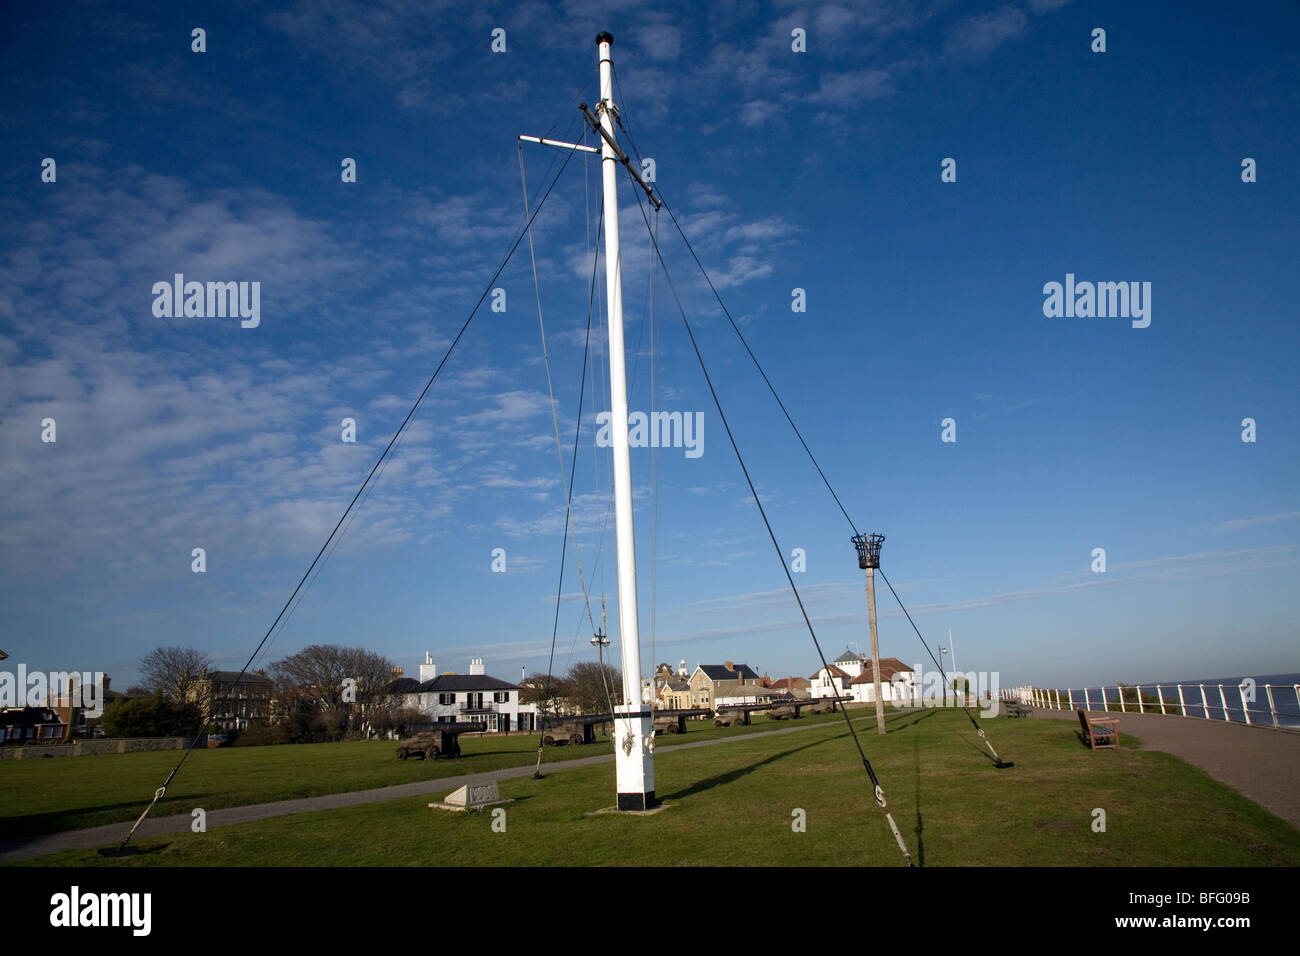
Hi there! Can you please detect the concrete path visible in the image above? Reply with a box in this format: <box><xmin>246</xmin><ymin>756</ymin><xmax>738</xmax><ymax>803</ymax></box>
<box><xmin>1027</xmin><ymin>705</ymin><xmax>1300</xmax><ymax>827</ymax></box>
<box><xmin>0</xmin><ymin>712</ymin><xmax>895</xmax><ymax>864</ymax></box>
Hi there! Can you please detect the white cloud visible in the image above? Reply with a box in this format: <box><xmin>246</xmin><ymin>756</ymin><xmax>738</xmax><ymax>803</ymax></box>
<box><xmin>943</xmin><ymin>6</ymin><xmax>1028</xmax><ymax>63</ymax></box>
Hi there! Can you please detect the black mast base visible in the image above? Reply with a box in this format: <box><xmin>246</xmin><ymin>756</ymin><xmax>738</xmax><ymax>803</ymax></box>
<box><xmin>616</xmin><ymin>791</ymin><xmax>656</xmax><ymax>811</ymax></box>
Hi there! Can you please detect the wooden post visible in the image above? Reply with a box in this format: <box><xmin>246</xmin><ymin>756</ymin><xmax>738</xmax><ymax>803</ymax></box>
<box><xmin>866</xmin><ymin>567</ymin><xmax>886</xmax><ymax>735</ymax></box>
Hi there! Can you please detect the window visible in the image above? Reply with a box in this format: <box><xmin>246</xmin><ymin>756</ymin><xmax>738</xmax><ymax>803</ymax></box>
<box><xmin>439</xmin><ymin>693</ymin><xmax>455</xmax><ymax>705</ymax></box>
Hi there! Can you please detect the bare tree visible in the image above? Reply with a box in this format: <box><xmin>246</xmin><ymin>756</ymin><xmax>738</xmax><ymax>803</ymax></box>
<box><xmin>520</xmin><ymin>672</ymin><xmax>574</xmax><ymax>707</ymax></box>
<box><xmin>270</xmin><ymin>644</ymin><xmax>398</xmax><ymax>737</ymax></box>
<box><xmin>566</xmin><ymin>661</ymin><xmax>621</xmax><ymax>715</ymax></box>
<box><xmin>140</xmin><ymin>646</ymin><xmax>211</xmax><ymax>712</ymax></box>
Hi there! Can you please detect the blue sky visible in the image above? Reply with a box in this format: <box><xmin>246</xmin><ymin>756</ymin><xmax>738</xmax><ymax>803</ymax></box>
<box><xmin>1</xmin><ymin>0</ymin><xmax>1297</xmax><ymax>693</ymax></box>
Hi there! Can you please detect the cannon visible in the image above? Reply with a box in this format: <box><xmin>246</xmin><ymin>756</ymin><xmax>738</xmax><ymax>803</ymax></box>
<box><xmin>541</xmin><ymin>720</ymin><xmax>587</xmax><ymax>746</ymax></box>
<box><xmin>396</xmin><ymin>722</ymin><xmax>486</xmax><ymax>760</ymax></box>
<box><xmin>653</xmin><ymin>715</ymin><xmax>685</xmax><ymax>735</ymax></box>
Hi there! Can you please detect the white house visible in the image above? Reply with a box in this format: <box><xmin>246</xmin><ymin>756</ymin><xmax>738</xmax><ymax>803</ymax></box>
<box><xmin>848</xmin><ymin>658</ymin><xmax>917</xmax><ymax>705</ymax></box>
<box><xmin>810</xmin><ymin>650</ymin><xmax>916</xmax><ymax>704</ymax></box>
<box><xmin>809</xmin><ymin>664</ymin><xmax>852</xmax><ymax>699</ymax></box>
<box><xmin>402</xmin><ymin>654</ymin><xmax>539</xmax><ymax>733</ymax></box>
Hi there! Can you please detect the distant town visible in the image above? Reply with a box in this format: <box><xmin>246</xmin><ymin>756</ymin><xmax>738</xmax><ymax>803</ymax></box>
<box><xmin>0</xmin><ymin>644</ymin><xmax>923</xmax><ymax>748</ymax></box>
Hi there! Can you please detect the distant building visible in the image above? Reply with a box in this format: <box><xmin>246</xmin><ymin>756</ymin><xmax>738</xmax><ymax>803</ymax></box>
<box><xmin>713</xmin><ymin>680</ymin><xmax>779</xmax><ymax>710</ymax></box>
<box><xmin>402</xmin><ymin>654</ymin><xmax>539</xmax><ymax>733</ymax></box>
<box><xmin>657</xmin><ymin>679</ymin><xmax>692</xmax><ymax>710</ymax></box>
<box><xmin>1</xmin><ymin>707</ymin><xmax>66</xmax><ymax>744</ymax></box>
<box><xmin>46</xmin><ymin>674</ymin><xmax>128</xmax><ymax>739</ymax></box>
<box><xmin>689</xmin><ymin>661</ymin><xmax>762</xmax><ymax>711</ymax></box>
<box><xmin>849</xmin><ymin>659</ymin><xmax>916</xmax><ymax>704</ymax></box>
<box><xmin>202</xmin><ymin>669</ymin><xmax>275</xmax><ymax>731</ymax></box>
<box><xmin>809</xmin><ymin>664</ymin><xmax>852</xmax><ymax>699</ymax></box>
<box><xmin>769</xmin><ymin>676</ymin><xmax>812</xmax><ymax>698</ymax></box>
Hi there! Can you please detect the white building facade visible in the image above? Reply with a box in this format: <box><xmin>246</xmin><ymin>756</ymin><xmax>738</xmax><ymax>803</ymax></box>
<box><xmin>405</xmin><ymin>655</ymin><xmax>539</xmax><ymax>733</ymax></box>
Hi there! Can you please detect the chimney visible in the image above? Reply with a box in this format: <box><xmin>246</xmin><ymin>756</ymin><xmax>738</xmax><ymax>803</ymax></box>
<box><xmin>469</xmin><ymin>658</ymin><xmax>485</xmax><ymax>676</ymax></box>
<box><xmin>418</xmin><ymin>652</ymin><xmax>437</xmax><ymax>683</ymax></box>
<box><xmin>725</xmin><ymin>661</ymin><xmax>734</xmax><ymax>672</ymax></box>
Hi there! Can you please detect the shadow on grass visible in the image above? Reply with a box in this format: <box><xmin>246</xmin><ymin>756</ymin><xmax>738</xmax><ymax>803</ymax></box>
<box><xmin>95</xmin><ymin>842</ymin><xmax>172</xmax><ymax>859</ymax></box>
<box><xmin>658</xmin><ymin>734</ymin><xmax>846</xmax><ymax>802</ymax></box>
<box><xmin>0</xmin><ymin>795</ymin><xmax>219</xmax><ymax>842</ymax></box>
<box><xmin>885</xmin><ymin>708</ymin><xmax>940</xmax><ymax>732</ymax></box>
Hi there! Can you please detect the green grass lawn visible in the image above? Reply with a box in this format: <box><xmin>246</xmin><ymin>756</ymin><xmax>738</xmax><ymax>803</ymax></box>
<box><xmin>0</xmin><ymin>709</ymin><xmax>850</xmax><ymax>839</ymax></box>
<box><xmin>12</xmin><ymin>708</ymin><xmax>1300</xmax><ymax>866</ymax></box>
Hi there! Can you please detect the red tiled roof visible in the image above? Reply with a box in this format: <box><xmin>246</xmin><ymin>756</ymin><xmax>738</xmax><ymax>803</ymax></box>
<box><xmin>811</xmin><ymin>664</ymin><xmax>850</xmax><ymax>680</ymax></box>
<box><xmin>849</xmin><ymin>658</ymin><xmax>913</xmax><ymax>684</ymax></box>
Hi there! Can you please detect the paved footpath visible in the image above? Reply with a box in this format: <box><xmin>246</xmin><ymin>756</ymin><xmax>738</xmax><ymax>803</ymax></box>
<box><xmin>1028</xmin><ymin>705</ymin><xmax>1300</xmax><ymax>827</ymax></box>
<box><xmin>0</xmin><ymin>712</ymin><xmax>895</xmax><ymax>864</ymax></box>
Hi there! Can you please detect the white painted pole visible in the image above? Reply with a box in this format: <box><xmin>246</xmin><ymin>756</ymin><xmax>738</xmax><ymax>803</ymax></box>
<box><xmin>595</xmin><ymin>31</ymin><xmax>653</xmax><ymax>811</ymax></box>
<box><xmin>1218</xmin><ymin>684</ymin><xmax>1230</xmax><ymax>722</ymax></box>
<box><xmin>1136</xmin><ymin>685</ymin><xmax>1144</xmax><ymax>714</ymax></box>
<box><xmin>1177</xmin><ymin>683</ymin><xmax>1187</xmax><ymax>717</ymax></box>
<box><xmin>1102</xmin><ymin>686</ymin><xmax>1109</xmax><ymax>712</ymax></box>
<box><xmin>1266</xmin><ymin>684</ymin><xmax>1278</xmax><ymax>729</ymax></box>
<box><xmin>1084</xmin><ymin>688</ymin><xmax>1091</xmax><ymax>711</ymax></box>
<box><xmin>1200</xmin><ymin>684</ymin><xmax>1209</xmax><ymax>719</ymax></box>
<box><xmin>1156</xmin><ymin>685</ymin><xmax>1166</xmax><ymax>715</ymax></box>
<box><xmin>1239</xmin><ymin>685</ymin><xmax>1251</xmax><ymax>725</ymax></box>
<box><xmin>947</xmin><ymin>630</ymin><xmax>959</xmax><ymax>702</ymax></box>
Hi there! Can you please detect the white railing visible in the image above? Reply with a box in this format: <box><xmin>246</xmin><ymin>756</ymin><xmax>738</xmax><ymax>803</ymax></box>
<box><xmin>1003</xmin><ymin>683</ymin><xmax>1300</xmax><ymax>730</ymax></box>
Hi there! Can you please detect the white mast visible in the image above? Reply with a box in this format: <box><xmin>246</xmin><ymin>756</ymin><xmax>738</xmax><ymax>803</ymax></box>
<box><xmin>595</xmin><ymin>31</ymin><xmax>654</xmax><ymax>810</ymax></box>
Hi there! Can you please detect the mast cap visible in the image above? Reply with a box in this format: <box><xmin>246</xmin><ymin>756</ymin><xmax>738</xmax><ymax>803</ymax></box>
<box><xmin>596</xmin><ymin>31</ymin><xmax>614</xmax><ymax>45</ymax></box>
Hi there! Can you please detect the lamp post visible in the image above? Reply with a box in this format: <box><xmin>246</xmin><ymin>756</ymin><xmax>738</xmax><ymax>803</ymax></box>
<box><xmin>851</xmin><ymin>532</ymin><xmax>888</xmax><ymax>735</ymax></box>
<box><xmin>939</xmin><ymin>645</ymin><xmax>950</xmax><ymax>707</ymax></box>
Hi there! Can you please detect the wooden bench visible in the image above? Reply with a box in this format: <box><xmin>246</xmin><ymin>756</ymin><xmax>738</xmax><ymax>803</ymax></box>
<box><xmin>1004</xmin><ymin>703</ymin><xmax>1032</xmax><ymax>718</ymax></box>
<box><xmin>1077</xmin><ymin>709</ymin><xmax>1120</xmax><ymax>750</ymax></box>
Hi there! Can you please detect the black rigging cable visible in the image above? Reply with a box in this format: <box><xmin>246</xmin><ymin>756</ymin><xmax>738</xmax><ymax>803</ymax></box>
<box><xmin>623</xmin><ymin>173</ymin><xmax>914</xmax><ymax>866</ymax></box>
<box><xmin>630</xmin><ymin>158</ymin><xmax>1012</xmax><ymax>770</ymax></box>
<box><xmin>537</xmin><ymin>203</ymin><xmax>602</xmax><ymax>773</ymax></box>
<box><xmin>109</xmin><ymin>134</ymin><xmax>583</xmax><ymax>855</ymax></box>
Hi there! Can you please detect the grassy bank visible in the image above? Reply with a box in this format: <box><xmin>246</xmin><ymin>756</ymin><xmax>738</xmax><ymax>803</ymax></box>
<box><xmin>0</xmin><ymin>709</ymin><xmax>851</xmax><ymax>838</ymax></box>
<box><xmin>13</xmin><ymin>708</ymin><xmax>1300</xmax><ymax>866</ymax></box>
